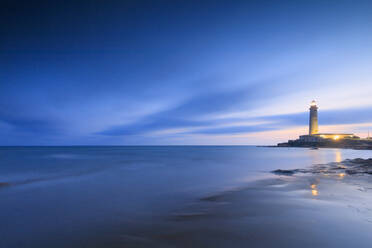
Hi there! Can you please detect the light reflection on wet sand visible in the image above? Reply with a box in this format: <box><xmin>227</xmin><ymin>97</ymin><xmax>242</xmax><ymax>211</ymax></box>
<box><xmin>310</xmin><ymin>183</ymin><xmax>318</xmax><ymax>196</ymax></box>
<box><xmin>135</xmin><ymin>173</ymin><xmax>372</xmax><ymax>248</ymax></box>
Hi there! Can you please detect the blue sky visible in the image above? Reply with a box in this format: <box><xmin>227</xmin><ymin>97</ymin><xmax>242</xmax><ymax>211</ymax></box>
<box><xmin>1</xmin><ymin>0</ymin><xmax>372</xmax><ymax>145</ymax></box>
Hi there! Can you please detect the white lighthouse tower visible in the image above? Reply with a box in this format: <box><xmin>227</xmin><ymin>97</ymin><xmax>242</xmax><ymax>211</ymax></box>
<box><xmin>309</xmin><ymin>100</ymin><xmax>318</xmax><ymax>135</ymax></box>
<box><xmin>278</xmin><ymin>99</ymin><xmax>360</xmax><ymax>146</ymax></box>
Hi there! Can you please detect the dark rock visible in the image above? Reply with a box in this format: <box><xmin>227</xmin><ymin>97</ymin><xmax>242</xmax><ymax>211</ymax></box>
<box><xmin>273</xmin><ymin>158</ymin><xmax>372</xmax><ymax>177</ymax></box>
<box><xmin>0</xmin><ymin>182</ymin><xmax>10</xmax><ymax>187</ymax></box>
<box><xmin>272</xmin><ymin>169</ymin><xmax>297</xmax><ymax>176</ymax></box>
<box><xmin>348</xmin><ymin>158</ymin><xmax>372</xmax><ymax>165</ymax></box>
<box><xmin>345</xmin><ymin>169</ymin><xmax>358</xmax><ymax>175</ymax></box>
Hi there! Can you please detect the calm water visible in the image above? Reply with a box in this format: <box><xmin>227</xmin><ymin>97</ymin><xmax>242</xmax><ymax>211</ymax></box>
<box><xmin>0</xmin><ymin>146</ymin><xmax>371</xmax><ymax>247</ymax></box>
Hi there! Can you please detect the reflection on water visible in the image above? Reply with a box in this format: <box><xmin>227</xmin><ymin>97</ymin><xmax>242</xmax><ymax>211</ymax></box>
<box><xmin>310</xmin><ymin>183</ymin><xmax>318</xmax><ymax>196</ymax></box>
<box><xmin>306</xmin><ymin>149</ymin><xmax>344</xmax><ymax>196</ymax></box>
<box><xmin>307</xmin><ymin>148</ymin><xmax>343</xmax><ymax>165</ymax></box>
<box><xmin>335</xmin><ymin>150</ymin><xmax>342</xmax><ymax>163</ymax></box>
<box><xmin>311</xmin><ymin>189</ymin><xmax>318</xmax><ymax>196</ymax></box>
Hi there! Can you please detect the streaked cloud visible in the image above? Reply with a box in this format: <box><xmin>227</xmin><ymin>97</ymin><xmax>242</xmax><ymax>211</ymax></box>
<box><xmin>1</xmin><ymin>0</ymin><xmax>372</xmax><ymax>145</ymax></box>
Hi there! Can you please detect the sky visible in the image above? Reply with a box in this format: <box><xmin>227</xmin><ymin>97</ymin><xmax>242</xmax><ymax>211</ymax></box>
<box><xmin>1</xmin><ymin>0</ymin><xmax>372</xmax><ymax>145</ymax></box>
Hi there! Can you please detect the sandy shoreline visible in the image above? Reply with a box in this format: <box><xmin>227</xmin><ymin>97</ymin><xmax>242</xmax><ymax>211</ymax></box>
<box><xmin>115</xmin><ymin>158</ymin><xmax>372</xmax><ymax>248</ymax></box>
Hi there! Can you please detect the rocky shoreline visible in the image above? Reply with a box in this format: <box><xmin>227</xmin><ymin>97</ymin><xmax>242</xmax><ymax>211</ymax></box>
<box><xmin>273</xmin><ymin>158</ymin><xmax>372</xmax><ymax>176</ymax></box>
<box><xmin>276</xmin><ymin>139</ymin><xmax>372</xmax><ymax>150</ymax></box>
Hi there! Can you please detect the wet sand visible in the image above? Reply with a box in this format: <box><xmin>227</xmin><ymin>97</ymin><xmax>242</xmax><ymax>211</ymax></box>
<box><xmin>115</xmin><ymin>159</ymin><xmax>372</xmax><ymax>248</ymax></box>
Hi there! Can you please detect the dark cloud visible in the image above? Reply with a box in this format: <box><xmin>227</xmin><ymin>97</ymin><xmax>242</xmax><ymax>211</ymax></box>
<box><xmin>0</xmin><ymin>109</ymin><xmax>62</xmax><ymax>135</ymax></box>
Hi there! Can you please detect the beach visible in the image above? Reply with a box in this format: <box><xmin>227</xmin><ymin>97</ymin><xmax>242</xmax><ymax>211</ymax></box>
<box><xmin>1</xmin><ymin>146</ymin><xmax>372</xmax><ymax>247</ymax></box>
<box><xmin>111</xmin><ymin>160</ymin><xmax>372</xmax><ymax>248</ymax></box>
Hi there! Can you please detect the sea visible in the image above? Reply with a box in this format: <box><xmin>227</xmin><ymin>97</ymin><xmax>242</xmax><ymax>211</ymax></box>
<box><xmin>0</xmin><ymin>146</ymin><xmax>371</xmax><ymax>248</ymax></box>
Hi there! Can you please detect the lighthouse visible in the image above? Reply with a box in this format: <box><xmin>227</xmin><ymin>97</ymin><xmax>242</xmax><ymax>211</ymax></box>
<box><xmin>309</xmin><ymin>100</ymin><xmax>318</xmax><ymax>135</ymax></box>
<box><xmin>278</xmin><ymin>100</ymin><xmax>359</xmax><ymax>146</ymax></box>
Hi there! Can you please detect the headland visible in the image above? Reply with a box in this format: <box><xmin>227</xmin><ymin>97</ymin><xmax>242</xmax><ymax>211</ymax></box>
<box><xmin>277</xmin><ymin>100</ymin><xmax>372</xmax><ymax>149</ymax></box>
